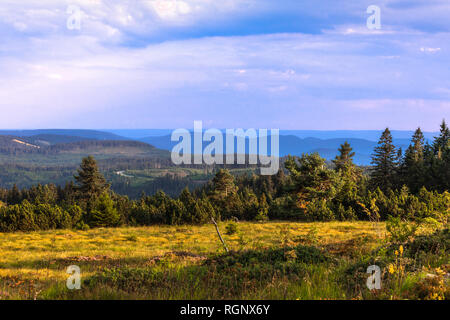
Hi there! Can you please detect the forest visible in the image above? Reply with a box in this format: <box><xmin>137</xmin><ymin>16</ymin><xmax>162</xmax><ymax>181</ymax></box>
<box><xmin>0</xmin><ymin>121</ymin><xmax>448</xmax><ymax>232</ymax></box>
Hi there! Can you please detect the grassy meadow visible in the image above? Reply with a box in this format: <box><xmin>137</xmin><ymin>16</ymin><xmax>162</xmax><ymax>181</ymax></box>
<box><xmin>0</xmin><ymin>221</ymin><xmax>448</xmax><ymax>300</ymax></box>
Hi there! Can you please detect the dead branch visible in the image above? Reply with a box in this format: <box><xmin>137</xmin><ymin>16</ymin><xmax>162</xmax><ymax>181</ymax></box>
<box><xmin>211</xmin><ymin>217</ymin><xmax>229</xmax><ymax>253</ymax></box>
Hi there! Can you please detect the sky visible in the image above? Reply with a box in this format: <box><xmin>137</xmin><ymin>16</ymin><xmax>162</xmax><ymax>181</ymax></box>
<box><xmin>0</xmin><ymin>0</ymin><xmax>449</xmax><ymax>131</ymax></box>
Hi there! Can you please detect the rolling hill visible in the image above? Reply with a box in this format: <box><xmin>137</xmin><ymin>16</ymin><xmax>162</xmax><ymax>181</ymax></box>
<box><xmin>0</xmin><ymin>136</ymin><xmax>169</xmax><ymax>157</ymax></box>
<box><xmin>139</xmin><ymin>134</ymin><xmax>414</xmax><ymax>165</ymax></box>
<box><xmin>0</xmin><ymin>128</ymin><xmax>433</xmax><ymax>165</ymax></box>
<box><xmin>0</xmin><ymin>129</ymin><xmax>127</xmax><ymax>141</ymax></box>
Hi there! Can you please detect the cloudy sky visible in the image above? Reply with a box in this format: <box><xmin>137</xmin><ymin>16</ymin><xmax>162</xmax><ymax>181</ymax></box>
<box><xmin>0</xmin><ymin>0</ymin><xmax>449</xmax><ymax>130</ymax></box>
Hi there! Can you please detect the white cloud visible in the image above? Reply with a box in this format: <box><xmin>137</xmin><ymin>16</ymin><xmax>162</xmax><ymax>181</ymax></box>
<box><xmin>0</xmin><ymin>1</ymin><xmax>449</xmax><ymax>129</ymax></box>
<box><xmin>420</xmin><ymin>47</ymin><xmax>441</xmax><ymax>53</ymax></box>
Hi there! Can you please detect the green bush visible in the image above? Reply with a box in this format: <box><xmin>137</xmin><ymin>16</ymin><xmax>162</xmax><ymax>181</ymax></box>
<box><xmin>225</xmin><ymin>222</ymin><xmax>238</xmax><ymax>235</ymax></box>
<box><xmin>386</xmin><ymin>216</ymin><xmax>418</xmax><ymax>243</ymax></box>
<box><xmin>0</xmin><ymin>200</ymin><xmax>76</xmax><ymax>232</ymax></box>
<box><xmin>89</xmin><ymin>193</ymin><xmax>120</xmax><ymax>228</ymax></box>
<box><xmin>306</xmin><ymin>199</ymin><xmax>335</xmax><ymax>221</ymax></box>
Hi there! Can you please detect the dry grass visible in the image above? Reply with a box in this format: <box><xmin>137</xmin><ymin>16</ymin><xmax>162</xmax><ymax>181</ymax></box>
<box><xmin>0</xmin><ymin>221</ymin><xmax>385</xmax><ymax>279</ymax></box>
<box><xmin>0</xmin><ymin>221</ymin><xmax>389</xmax><ymax>299</ymax></box>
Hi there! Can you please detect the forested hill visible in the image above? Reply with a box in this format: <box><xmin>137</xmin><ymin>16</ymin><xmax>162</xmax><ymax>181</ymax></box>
<box><xmin>0</xmin><ymin>129</ymin><xmax>126</xmax><ymax>141</ymax></box>
<box><xmin>0</xmin><ymin>136</ymin><xmax>167</xmax><ymax>156</ymax></box>
<box><xmin>0</xmin><ymin>128</ymin><xmax>441</xmax><ymax>165</ymax></box>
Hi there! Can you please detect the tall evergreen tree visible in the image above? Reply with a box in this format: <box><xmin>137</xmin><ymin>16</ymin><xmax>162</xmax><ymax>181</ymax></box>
<box><xmin>433</xmin><ymin>119</ymin><xmax>450</xmax><ymax>155</ymax></box>
<box><xmin>333</xmin><ymin>141</ymin><xmax>355</xmax><ymax>171</ymax></box>
<box><xmin>209</xmin><ymin>169</ymin><xmax>241</xmax><ymax>219</ymax></box>
<box><xmin>370</xmin><ymin>128</ymin><xmax>397</xmax><ymax>192</ymax></box>
<box><xmin>285</xmin><ymin>153</ymin><xmax>334</xmax><ymax>200</ymax></box>
<box><xmin>7</xmin><ymin>184</ymin><xmax>21</xmax><ymax>205</ymax></box>
<box><xmin>408</xmin><ymin>127</ymin><xmax>425</xmax><ymax>162</ymax></box>
<box><xmin>431</xmin><ymin>119</ymin><xmax>450</xmax><ymax>191</ymax></box>
<box><xmin>210</xmin><ymin>169</ymin><xmax>237</xmax><ymax>201</ymax></box>
<box><xmin>401</xmin><ymin>128</ymin><xmax>426</xmax><ymax>192</ymax></box>
<box><xmin>74</xmin><ymin>156</ymin><xmax>110</xmax><ymax>201</ymax></box>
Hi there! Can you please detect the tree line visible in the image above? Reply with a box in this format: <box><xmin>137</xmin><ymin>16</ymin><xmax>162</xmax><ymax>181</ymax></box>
<box><xmin>0</xmin><ymin>120</ymin><xmax>448</xmax><ymax>232</ymax></box>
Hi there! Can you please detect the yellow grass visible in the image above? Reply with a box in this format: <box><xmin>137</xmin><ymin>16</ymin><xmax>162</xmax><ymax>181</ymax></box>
<box><xmin>0</xmin><ymin>221</ymin><xmax>384</xmax><ymax>283</ymax></box>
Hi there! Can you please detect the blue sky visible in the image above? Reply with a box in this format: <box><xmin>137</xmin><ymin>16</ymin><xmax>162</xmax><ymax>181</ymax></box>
<box><xmin>0</xmin><ymin>0</ymin><xmax>449</xmax><ymax>130</ymax></box>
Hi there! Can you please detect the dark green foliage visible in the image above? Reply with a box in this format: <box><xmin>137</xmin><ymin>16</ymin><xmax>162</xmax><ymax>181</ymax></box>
<box><xmin>225</xmin><ymin>222</ymin><xmax>238</xmax><ymax>235</ymax></box>
<box><xmin>0</xmin><ymin>200</ymin><xmax>75</xmax><ymax>232</ymax></box>
<box><xmin>404</xmin><ymin>228</ymin><xmax>449</xmax><ymax>257</ymax></box>
<box><xmin>430</xmin><ymin>120</ymin><xmax>450</xmax><ymax>192</ymax></box>
<box><xmin>208</xmin><ymin>245</ymin><xmax>332</xmax><ymax>270</ymax></box>
<box><xmin>0</xmin><ymin>120</ymin><xmax>448</xmax><ymax>231</ymax></box>
<box><xmin>74</xmin><ymin>156</ymin><xmax>110</xmax><ymax>202</ymax></box>
<box><xmin>333</xmin><ymin>141</ymin><xmax>355</xmax><ymax>171</ymax></box>
<box><xmin>84</xmin><ymin>245</ymin><xmax>331</xmax><ymax>298</ymax></box>
<box><xmin>89</xmin><ymin>192</ymin><xmax>120</xmax><ymax>228</ymax></box>
<box><xmin>210</xmin><ymin>169</ymin><xmax>238</xmax><ymax>201</ymax></box>
<box><xmin>371</xmin><ymin>128</ymin><xmax>398</xmax><ymax>192</ymax></box>
<box><xmin>399</xmin><ymin>128</ymin><xmax>426</xmax><ymax>193</ymax></box>
<box><xmin>386</xmin><ymin>216</ymin><xmax>418</xmax><ymax>243</ymax></box>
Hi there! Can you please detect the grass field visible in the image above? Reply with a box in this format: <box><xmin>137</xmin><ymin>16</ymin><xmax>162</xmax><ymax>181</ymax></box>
<box><xmin>0</xmin><ymin>221</ymin><xmax>448</xmax><ymax>300</ymax></box>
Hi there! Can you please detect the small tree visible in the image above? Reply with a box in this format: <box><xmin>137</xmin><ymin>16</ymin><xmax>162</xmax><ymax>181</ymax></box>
<box><xmin>333</xmin><ymin>141</ymin><xmax>355</xmax><ymax>171</ymax></box>
<box><xmin>74</xmin><ymin>156</ymin><xmax>110</xmax><ymax>202</ymax></box>
<box><xmin>89</xmin><ymin>192</ymin><xmax>120</xmax><ymax>228</ymax></box>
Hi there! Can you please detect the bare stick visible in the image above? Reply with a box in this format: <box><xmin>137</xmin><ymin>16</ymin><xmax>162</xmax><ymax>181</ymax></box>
<box><xmin>211</xmin><ymin>217</ymin><xmax>229</xmax><ymax>253</ymax></box>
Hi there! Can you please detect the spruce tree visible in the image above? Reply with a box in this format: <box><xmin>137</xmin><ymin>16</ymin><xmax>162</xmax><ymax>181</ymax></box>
<box><xmin>432</xmin><ymin>119</ymin><xmax>450</xmax><ymax>191</ymax></box>
<box><xmin>370</xmin><ymin>128</ymin><xmax>397</xmax><ymax>192</ymax></box>
<box><xmin>74</xmin><ymin>156</ymin><xmax>109</xmax><ymax>201</ymax></box>
<box><xmin>209</xmin><ymin>169</ymin><xmax>241</xmax><ymax>219</ymax></box>
<box><xmin>90</xmin><ymin>192</ymin><xmax>120</xmax><ymax>227</ymax></box>
<box><xmin>7</xmin><ymin>184</ymin><xmax>22</xmax><ymax>205</ymax></box>
<box><xmin>284</xmin><ymin>153</ymin><xmax>334</xmax><ymax>200</ymax></box>
<box><xmin>409</xmin><ymin>127</ymin><xmax>425</xmax><ymax>162</ymax></box>
<box><xmin>401</xmin><ymin>128</ymin><xmax>426</xmax><ymax>193</ymax></box>
<box><xmin>210</xmin><ymin>169</ymin><xmax>237</xmax><ymax>201</ymax></box>
<box><xmin>433</xmin><ymin>119</ymin><xmax>450</xmax><ymax>155</ymax></box>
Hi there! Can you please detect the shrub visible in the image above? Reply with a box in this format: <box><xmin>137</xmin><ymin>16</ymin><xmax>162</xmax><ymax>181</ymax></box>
<box><xmin>405</xmin><ymin>228</ymin><xmax>449</xmax><ymax>257</ymax></box>
<box><xmin>409</xmin><ymin>271</ymin><xmax>449</xmax><ymax>300</ymax></box>
<box><xmin>0</xmin><ymin>201</ymin><xmax>75</xmax><ymax>232</ymax></box>
<box><xmin>386</xmin><ymin>216</ymin><xmax>417</xmax><ymax>243</ymax></box>
<box><xmin>89</xmin><ymin>193</ymin><xmax>120</xmax><ymax>228</ymax></box>
<box><xmin>74</xmin><ymin>220</ymin><xmax>90</xmax><ymax>231</ymax></box>
<box><xmin>225</xmin><ymin>222</ymin><xmax>238</xmax><ymax>235</ymax></box>
<box><xmin>306</xmin><ymin>199</ymin><xmax>335</xmax><ymax>221</ymax></box>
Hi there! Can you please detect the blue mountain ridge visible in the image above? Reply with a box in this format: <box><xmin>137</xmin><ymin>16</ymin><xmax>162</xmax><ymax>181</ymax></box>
<box><xmin>0</xmin><ymin>129</ymin><xmax>437</xmax><ymax>165</ymax></box>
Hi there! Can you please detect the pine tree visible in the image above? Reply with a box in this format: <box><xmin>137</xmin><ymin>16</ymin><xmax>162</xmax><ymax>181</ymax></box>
<box><xmin>433</xmin><ymin>119</ymin><xmax>450</xmax><ymax>155</ymax></box>
<box><xmin>7</xmin><ymin>184</ymin><xmax>22</xmax><ymax>205</ymax></box>
<box><xmin>284</xmin><ymin>153</ymin><xmax>335</xmax><ymax>201</ymax></box>
<box><xmin>272</xmin><ymin>168</ymin><xmax>286</xmax><ymax>196</ymax></box>
<box><xmin>210</xmin><ymin>169</ymin><xmax>237</xmax><ymax>201</ymax></box>
<box><xmin>209</xmin><ymin>169</ymin><xmax>241</xmax><ymax>220</ymax></box>
<box><xmin>371</xmin><ymin>128</ymin><xmax>397</xmax><ymax>192</ymax></box>
<box><xmin>255</xmin><ymin>193</ymin><xmax>269</xmax><ymax>221</ymax></box>
<box><xmin>431</xmin><ymin>119</ymin><xmax>450</xmax><ymax>191</ymax></box>
<box><xmin>89</xmin><ymin>192</ymin><xmax>120</xmax><ymax>227</ymax></box>
<box><xmin>74</xmin><ymin>156</ymin><xmax>110</xmax><ymax>201</ymax></box>
<box><xmin>409</xmin><ymin>127</ymin><xmax>425</xmax><ymax>162</ymax></box>
<box><xmin>333</xmin><ymin>141</ymin><xmax>355</xmax><ymax>171</ymax></box>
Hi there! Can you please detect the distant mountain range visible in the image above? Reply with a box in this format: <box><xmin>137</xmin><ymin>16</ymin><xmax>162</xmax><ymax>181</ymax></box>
<box><xmin>139</xmin><ymin>134</ymin><xmax>419</xmax><ymax>165</ymax></box>
<box><xmin>103</xmin><ymin>129</ymin><xmax>438</xmax><ymax>142</ymax></box>
<box><xmin>0</xmin><ymin>129</ymin><xmax>438</xmax><ymax>165</ymax></box>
